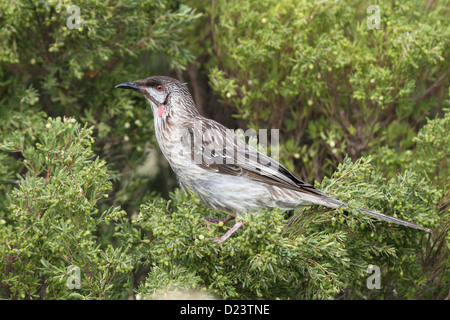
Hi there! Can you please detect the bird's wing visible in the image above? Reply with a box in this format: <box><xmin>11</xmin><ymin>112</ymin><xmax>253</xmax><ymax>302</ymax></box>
<box><xmin>183</xmin><ymin>117</ymin><xmax>326</xmax><ymax>197</ymax></box>
<box><xmin>182</xmin><ymin>117</ymin><xmax>432</xmax><ymax>233</ymax></box>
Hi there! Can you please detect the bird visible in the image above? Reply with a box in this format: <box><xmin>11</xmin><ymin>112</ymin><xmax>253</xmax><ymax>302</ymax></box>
<box><xmin>116</xmin><ymin>75</ymin><xmax>431</xmax><ymax>243</ymax></box>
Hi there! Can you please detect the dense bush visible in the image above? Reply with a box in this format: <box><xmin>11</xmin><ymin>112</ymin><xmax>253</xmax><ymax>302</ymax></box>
<box><xmin>208</xmin><ymin>0</ymin><xmax>448</xmax><ymax>181</ymax></box>
<box><xmin>0</xmin><ymin>0</ymin><xmax>448</xmax><ymax>299</ymax></box>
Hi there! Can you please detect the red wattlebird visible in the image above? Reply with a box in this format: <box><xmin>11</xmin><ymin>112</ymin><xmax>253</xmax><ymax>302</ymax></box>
<box><xmin>116</xmin><ymin>76</ymin><xmax>431</xmax><ymax>243</ymax></box>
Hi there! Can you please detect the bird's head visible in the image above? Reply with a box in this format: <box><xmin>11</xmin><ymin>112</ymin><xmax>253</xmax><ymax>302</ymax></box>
<box><xmin>115</xmin><ymin>76</ymin><xmax>198</xmax><ymax>119</ymax></box>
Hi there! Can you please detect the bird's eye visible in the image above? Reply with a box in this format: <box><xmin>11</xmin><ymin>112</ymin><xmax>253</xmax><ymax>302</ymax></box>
<box><xmin>156</xmin><ymin>84</ymin><xmax>164</xmax><ymax>91</ymax></box>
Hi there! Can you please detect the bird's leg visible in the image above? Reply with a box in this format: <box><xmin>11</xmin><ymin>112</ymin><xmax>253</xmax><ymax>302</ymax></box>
<box><xmin>211</xmin><ymin>221</ymin><xmax>244</xmax><ymax>244</ymax></box>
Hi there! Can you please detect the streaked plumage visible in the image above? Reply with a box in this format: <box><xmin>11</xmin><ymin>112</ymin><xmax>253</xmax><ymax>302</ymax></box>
<box><xmin>116</xmin><ymin>76</ymin><xmax>431</xmax><ymax>242</ymax></box>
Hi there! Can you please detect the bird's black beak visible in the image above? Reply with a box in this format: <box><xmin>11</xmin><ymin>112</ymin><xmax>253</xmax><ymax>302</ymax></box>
<box><xmin>115</xmin><ymin>81</ymin><xmax>141</xmax><ymax>92</ymax></box>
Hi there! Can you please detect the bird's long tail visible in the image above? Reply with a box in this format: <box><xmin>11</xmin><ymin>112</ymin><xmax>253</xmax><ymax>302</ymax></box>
<box><xmin>360</xmin><ymin>207</ymin><xmax>431</xmax><ymax>232</ymax></box>
<box><xmin>319</xmin><ymin>195</ymin><xmax>431</xmax><ymax>233</ymax></box>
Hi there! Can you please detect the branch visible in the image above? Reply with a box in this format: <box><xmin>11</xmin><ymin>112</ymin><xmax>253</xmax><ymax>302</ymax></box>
<box><xmin>413</xmin><ymin>67</ymin><xmax>450</xmax><ymax>103</ymax></box>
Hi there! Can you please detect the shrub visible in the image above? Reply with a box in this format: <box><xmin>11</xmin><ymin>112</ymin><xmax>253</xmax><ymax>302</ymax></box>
<box><xmin>208</xmin><ymin>0</ymin><xmax>448</xmax><ymax>181</ymax></box>
<box><xmin>0</xmin><ymin>117</ymin><xmax>132</xmax><ymax>299</ymax></box>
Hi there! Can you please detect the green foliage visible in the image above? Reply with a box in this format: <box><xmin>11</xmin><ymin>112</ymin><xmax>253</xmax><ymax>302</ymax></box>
<box><xmin>374</xmin><ymin>106</ymin><xmax>449</xmax><ymax>190</ymax></box>
<box><xmin>123</xmin><ymin>152</ymin><xmax>445</xmax><ymax>300</ymax></box>
<box><xmin>0</xmin><ymin>0</ymin><xmax>448</xmax><ymax>300</ymax></box>
<box><xmin>209</xmin><ymin>0</ymin><xmax>449</xmax><ymax>181</ymax></box>
<box><xmin>0</xmin><ymin>117</ymin><xmax>132</xmax><ymax>299</ymax></box>
<box><xmin>126</xmin><ymin>189</ymin><xmax>350</xmax><ymax>299</ymax></box>
<box><xmin>0</xmin><ymin>0</ymin><xmax>202</xmax><ymax>213</ymax></box>
<box><xmin>1</xmin><ymin>123</ymin><xmax>447</xmax><ymax>299</ymax></box>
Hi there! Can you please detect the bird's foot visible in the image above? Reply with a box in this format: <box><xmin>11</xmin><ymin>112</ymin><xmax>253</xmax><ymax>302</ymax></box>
<box><xmin>202</xmin><ymin>215</ymin><xmax>235</xmax><ymax>224</ymax></box>
<box><xmin>201</xmin><ymin>215</ymin><xmax>234</xmax><ymax>231</ymax></box>
<box><xmin>211</xmin><ymin>221</ymin><xmax>243</xmax><ymax>244</ymax></box>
